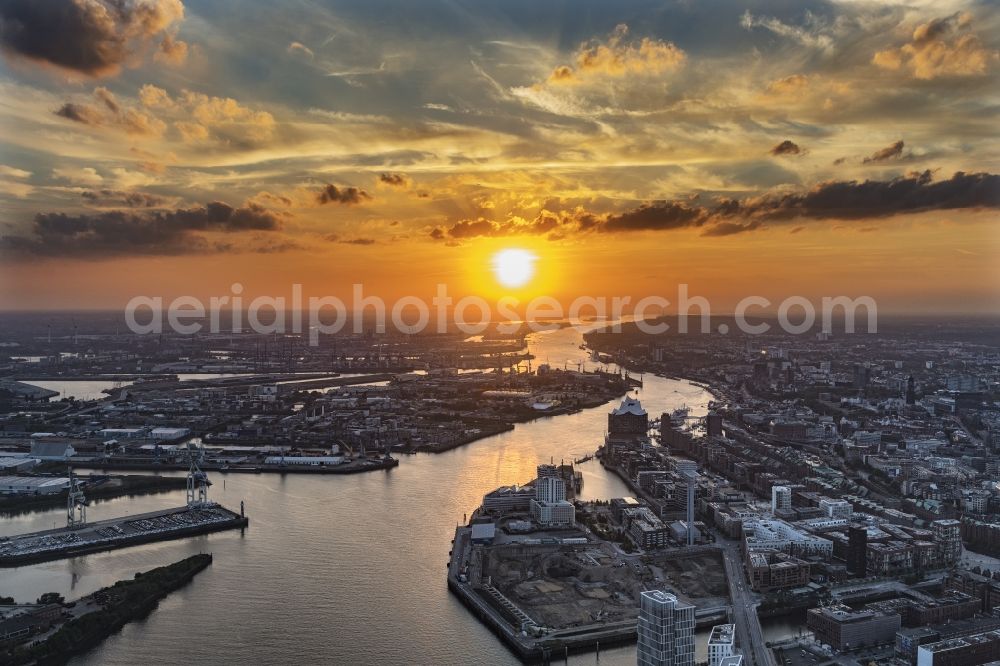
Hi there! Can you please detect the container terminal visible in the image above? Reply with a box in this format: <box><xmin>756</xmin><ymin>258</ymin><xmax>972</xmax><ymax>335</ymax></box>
<box><xmin>0</xmin><ymin>461</ymin><xmax>247</xmax><ymax>567</ymax></box>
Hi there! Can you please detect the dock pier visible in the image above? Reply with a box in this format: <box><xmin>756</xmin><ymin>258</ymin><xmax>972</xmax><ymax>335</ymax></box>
<box><xmin>0</xmin><ymin>503</ymin><xmax>248</xmax><ymax>567</ymax></box>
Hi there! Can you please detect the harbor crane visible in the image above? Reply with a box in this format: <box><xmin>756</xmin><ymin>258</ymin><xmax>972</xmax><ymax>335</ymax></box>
<box><xmin>66</xmin><ymin>466</ymin><xmax>87</xmax><ymax>528</ymax></box>
<box><xmin>186</xmin><ymin>443</ymin><xmax>210</xmax><ymax>507</ymax></box>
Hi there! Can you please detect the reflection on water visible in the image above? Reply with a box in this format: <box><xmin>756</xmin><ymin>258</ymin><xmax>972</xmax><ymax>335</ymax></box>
<box><xmin>760</xmin><ymin>613</ymin><xmax>809</xmax><ymax>644</ymax></box>
<box><xmin>20</xmin><ymin>380</ymin><xmax>133</xmax><ymax>402</ymax></box>
<box><xmin>21</xmin><ymin>373</ymin><xmax>370</xmax><ymax>402</ymax></box>
<box><xmin>2</xmin><ymin>324</ymin><xmax>713</xmax><ymax>666</ymax></box>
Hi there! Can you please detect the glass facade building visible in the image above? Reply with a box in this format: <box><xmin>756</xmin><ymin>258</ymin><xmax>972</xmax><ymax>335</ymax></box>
<box><xmin>637</xmin><ymin>590</ymin><xmax>695</xmax><ymax>666</ymax></box>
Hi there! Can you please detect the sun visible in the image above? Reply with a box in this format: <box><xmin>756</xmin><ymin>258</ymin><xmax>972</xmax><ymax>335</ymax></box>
<box><xmin>492</xmin><ymin>248</ymin><xmax>536</xmax><ymax>288</ymax></box>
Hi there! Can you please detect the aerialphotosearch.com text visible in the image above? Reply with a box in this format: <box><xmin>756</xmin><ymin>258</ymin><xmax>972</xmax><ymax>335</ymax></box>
<box><xmin>124</xmin><ymin>283</ymin><xmax>878</xmax><ymax>345</ymax></box>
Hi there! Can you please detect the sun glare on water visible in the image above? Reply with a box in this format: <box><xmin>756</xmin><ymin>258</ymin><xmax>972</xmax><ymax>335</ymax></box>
<box><xmin>492</xmin><ymin>248</ymin><xmax>536</xmax><ymax>288</ymax></box>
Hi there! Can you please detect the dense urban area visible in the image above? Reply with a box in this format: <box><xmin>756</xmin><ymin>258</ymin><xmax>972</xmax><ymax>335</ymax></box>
<box><xmin>2</xmin><ymin>313</ymin><xmax>1000</xmax><ymax>666</ymax></box>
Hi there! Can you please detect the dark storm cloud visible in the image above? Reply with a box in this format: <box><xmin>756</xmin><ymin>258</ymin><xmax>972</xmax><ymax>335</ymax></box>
<box><xmin>429</xmin><ymin>171</ymin><xmax>1000</xmax><ymax>242</ymax></box>
<box><xmin>81</xmin><ymin>189</ymin><xmax>166</xmax><ymax>208</ymax></box>
<box><xmin>441</xmin><ymin>218</ymin><xmax>503</xmax><ymax>238</ymax></box>
<box><xmin>770</xmin><ymin>140</ymin><xmax>802</xmax><ymax>156</ymax></box>
<box><xmin>0</xmin><ymin>0</ymin><xmax>185</xmax><ymax>76</ymax></box>
<box><xmin>55</xmin><ymin>102</ymin><xmax>103</xmax><ymax>125</ymax></box>
<box><xmin>0</xmin><ymin>201</ymin><xmax>283</xmax><ymax>258</ymax></box>
<box><xmin>428</xmin><ymin>206</ymin><xmax>700</xmax><ymax>242</ymax></box>
<box><xmin>733</xmin><ymin>170</ymin><xmax>999</xmax><ymax>221</ymax></box>
<box><xmin>317</xmin><ymin>184</ymin><xmax>372</xmax><ymax>205</ymax></box>
<box><xmin>430</xmin><ymin>211</ymin><xmax>580</xmax><ymax>241</ymax></box>
<box><xmin>863</xmin><ymin>140</ymin><xmax>905</xmax><ymax>163</ymax></box>
<box><xmin>324</xmin><ymin>234</ymin><xmax>377</xmax><ymax>245</ymax></box>
<box><xmin>602</xmin><ymin>202</ymin><xmax>706</xmax><ymax>231</ymax></box>
<box><xmin>378</xmin><ymin>172</ymin><xmax>410</xmax><ymax>187</ymax></box>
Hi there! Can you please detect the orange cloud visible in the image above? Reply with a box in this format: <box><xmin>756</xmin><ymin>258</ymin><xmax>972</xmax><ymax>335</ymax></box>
<box><xmin>54</xmin><ymin>87</ymin><xmax>166</xmax><ymax>136</ymax></box>
<box><xmin>53</xmin><ymin>84</ymin><xmax>277</xmax><ymax>147</ymax></box>
<box><xmin>873</xmin><ymin>12</ymin><xmax>998</xmax><ymax>79</ymax></box>
<box><xmin>765</xmin><ymin>74</ymin><xmax>810</xmax><ymax>96</ymax></box>
<box><xmin>546</xmin><ymin>24</ymin><xmax>685</xmax><ymax>84</ymax></box>
<box><xmin>180</xmin><ymin>90</ymin><xmax>276</xmax><ymax>141</ymax></box>
<box><xmin>138</xmin><ymin>84</ymin><xmax>174</xmax><ymax>108</ymax></box>
<box><xmin>155</xmin><ymin>34</ymin><xmax>189</xmax><ymax>65</ymax></box>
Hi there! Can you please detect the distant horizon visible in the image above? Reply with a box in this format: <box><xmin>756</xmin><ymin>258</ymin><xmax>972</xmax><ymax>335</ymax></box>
<box><xmin>3</xmin><ymin>308</ymin><xmax>1000</xmax><ymax>319</ymax></box>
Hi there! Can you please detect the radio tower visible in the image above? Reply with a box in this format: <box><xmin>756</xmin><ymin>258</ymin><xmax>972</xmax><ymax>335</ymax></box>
<box><xmin>67</xmin><ymin>466</ymin><xmax>87</xmax><ymax>528</ymax></box>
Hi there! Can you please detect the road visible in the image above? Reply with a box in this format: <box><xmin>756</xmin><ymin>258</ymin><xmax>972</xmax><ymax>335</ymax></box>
<box><xmin>720</xmin><ymin>541</ymin><xmax>776</xmax><ymax>666</ymax></box>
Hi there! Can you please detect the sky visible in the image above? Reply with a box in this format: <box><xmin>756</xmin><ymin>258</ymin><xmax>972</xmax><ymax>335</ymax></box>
<box><xmin>0</xmin><ymin>0</ymin><xmax>997</xmax><ymax>313</ymax></box>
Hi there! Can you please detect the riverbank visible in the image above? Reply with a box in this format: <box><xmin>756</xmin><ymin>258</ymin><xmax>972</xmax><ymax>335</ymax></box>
<box><xmin>412</xmin><ymin>386</ymin><xmax>627</xmax><ymax>455</ymax></box>
<box><xmin>69</xmin><ymin>455</ymin><xmax>398</xmax><ymax>475</ymax></box>
<box><xmin>0</xmin><ymin>474</ymin><xmax>188</xmax><ymax>514</ymax></box>
<box><xmin>1</xmin><ymin>554</ymin><xmax>213</xmax><ymax>665</ymax></box>
<box><xmin>411</xmin><ymin>422</ymin><xmax>516</xmax><ymax>453</ymax></box>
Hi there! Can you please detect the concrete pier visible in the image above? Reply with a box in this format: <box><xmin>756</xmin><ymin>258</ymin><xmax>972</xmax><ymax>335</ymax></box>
<box><xmin>0</xmin><ymin>503</ymin><xmax>248</xmax><ymax>567</ymax></box>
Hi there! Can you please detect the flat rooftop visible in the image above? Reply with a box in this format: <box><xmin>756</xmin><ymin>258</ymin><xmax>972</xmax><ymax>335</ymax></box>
<box><xmin>709</xmin><ymin>623</ymin><xmax>736</xmax><ymax>645</ymax></box>
<box><xmin>0</xmin><ymin>475</ymin><xmax>68</xmax><ymax>489</ymax></box>
<box><xmin>921</xmin><ymin>630</ymin><xmax>1000</xmax><ymax>654</ymax></box>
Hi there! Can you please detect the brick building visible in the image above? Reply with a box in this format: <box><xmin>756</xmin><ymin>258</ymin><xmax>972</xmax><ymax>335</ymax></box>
<box><xmin>747</xmin><ymin>551</ymin><xmax>811</xmax><ymax>592</ymax></box>
<box><xmin>807</xmin><ymin>604</ymin><xmax>901</xmax><ymax>652</ymax></box>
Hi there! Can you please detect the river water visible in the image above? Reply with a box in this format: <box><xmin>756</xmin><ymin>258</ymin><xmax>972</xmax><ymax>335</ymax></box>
<box><xmin>23</xmin><ymin>374</ymin><xmax>295</xmax><ymax>402</ymax></box>
<box><xmin>19</xmin><ymin>380</ymin><xmax>134</xmax><ymax>402</ymax></box>
<box><xmin>2</xmin><ymin>324</ymin><xmax>715</xmax><ymax>665</ymax></box>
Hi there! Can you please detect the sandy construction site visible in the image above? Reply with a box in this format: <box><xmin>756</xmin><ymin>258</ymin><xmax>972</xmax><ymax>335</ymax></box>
<box><xmin>650</xmin><ymin>550</ymin><xmax>730</xmax><ymax>608</ymax></box>
<box><xmin>482</xmin><ymin>542</ymin><xmax>729</xmax><ymax>629</ymax></box>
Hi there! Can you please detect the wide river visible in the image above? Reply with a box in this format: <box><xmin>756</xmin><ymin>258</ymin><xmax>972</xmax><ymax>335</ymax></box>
<box><xmin>2</xmin><ymin>324</ymin><xmax>717</xmax><ymax>665</ymax></box>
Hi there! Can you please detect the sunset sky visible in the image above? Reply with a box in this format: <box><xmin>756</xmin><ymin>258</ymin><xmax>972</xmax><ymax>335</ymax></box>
<box><xmin>0</xmin><ymin>0</ymin><xmax>997</xmax><ymax>313</ymax></box>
